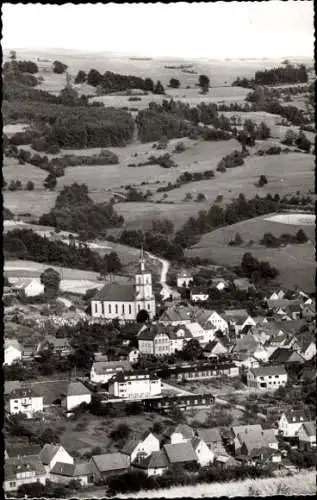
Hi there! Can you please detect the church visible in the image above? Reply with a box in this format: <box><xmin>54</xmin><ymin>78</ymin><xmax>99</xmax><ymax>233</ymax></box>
<box><xmin>90</xmin><ymin>250</ymin><xmax>156</xmax><ymax>322</ymax></box>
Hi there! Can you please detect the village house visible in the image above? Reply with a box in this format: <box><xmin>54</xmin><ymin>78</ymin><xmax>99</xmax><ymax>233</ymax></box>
<box><xmin>268</xmin><ymin>347</ymin><xmax>305</xmax><ymax>365</ymax></box>
<box><xmin>176</xmin><ymin>270</ymin><xmax>193</xmax><ymax>289</ymax></box>
<box><xmin>128</xmin><ymin>348</ymin><xmax>140</xmax><ymax>364</ymax></box>
<box><xmin>300</xmin><ymin>303</ymin><xmax>315</xmax><ymax>321</ymax></box>
<box><xmin>138</xmin><ymin>323</ymin><xmax>178</xmax><ymax>356</ymax></box>
<box><xmin>132</xmin><ymin>450</ymin><xmax>169</xmax><ymax>477</ymax></box>
<box><xmin>224</xmin><ymin>309</ymin><xmax>256</xmax><ymax>335</ymax></box>
<box><xmin>12</xmin><ymin>278</ymin><xmax>44</xmax><ymax>298</ymax></box>
<box><xmin>35</xmin><ymin>335</ymin><xmax>71</xmax><ymax>358</ymax></box>
<box><xmin>246</xmin><ymin>365</ymin><xmax>288</xmax><ymax>390</ymax></box>
<box><xmin>183</xmin><ymin>321</ymin><xmax>215</xmax><ymax>345</ymax></box>
<box><xmin>196</xmin><ymin>428</ymin><xmax>228</xmax><ymax>461</ymax></box>
<box><xmin>295</xmin><ymin>334</ymin><xmax>316</xmax><ymax>361</ymax></box>
<box><xmin>4</xmin><ymin>338</ymin><xmax>23</xmax><ymax>366</ymax></box>
<box><xmin>232</xmin><ymin>335</ymin><xmax>270</xmax><ymax>363</ymax></box>
<box><xmin>297</xmin><ymin>421</ymin><xmax>316</xmax><ymax>450</ymax></box>
<box><xmin>39</xmin><ymin>444</ymin><xmax>74</xmax><ymax>473</ymax></box>
<box><xmin>211</xmin><ymin>278</ymin><xmax>229</xmax><ymax>291</ymax></box>
<box><xmin>233</xmin><ymin>353</ymin><xmax>260</xmax><ymax>369</ymax></box>
<box><xmin>191</xmin><ymin>438</ymin><xmax>214</xmax><ymax>466</ymax></box>
<box><xmin>49</xmin><ymin>461</ymin><xmax>92</xmax><ymax>486</ymax></box>
<box><xmin>6</xmin><ymin>387</ymin><xmax>44</xmax><ymax>419</ymax></box>
<box><xmin>268</xmin><ymin>290</ymin><xmax>285</xmax><ymax>301</ymax></box>
<box><xmin>190</xmin><ymin>287</ymin><xmax>209</xmax><ymax>302</ymax></box>
<box><xmin>168</xmin><ymin>424</ymin><xmax>195</xmax><ymax>444</ymax></box>
<box><xmin>158</xmin><ymin>305</ymin><xmax>194</xmax><ymax>326</ymax></box>
<box><xmin>163</xmin><ymin>442</ymin><xmax>198</xmax><ymax>467</ymax></box>
<box><xmin>108</xmin><ymin>372</ymin><xmax>162</xmax><ymax>399</ymax></box>
<box><xmin>5</xmin><ymin>444</ymin><xmax>42</xmax><ymax>460</ymax></box>
<box><xmin>62</xmin><ymin>381</ymin><xmax>91</xmax><ymax>412</ymax></box>
<box><xmin>122</xmin><ymin>432</ymin><xmax>160</xmax><ymax>462</ymax></box>
<box><xmin>4</xmin><ymin>456</ymin><xmax>47</xmax><ymax>493</ymax></box>
<box><xmin>89</xmin><ymin>453</ymin><xmax>130</xmax><ymax>482</ymax></box>
<box><xmin>277</xmin><ymin>410</ymin><xmax>308</xmax><ymax>438</ymax></box>
<box><xmin>90</xmin><ymin>359</ymin><xmax>131</xmax><ymax>384</ymax></box>
<box><xmin>90</xmin><ymin>251</ymin><xmax>156</xmax><ymax>321</ymax></box>
<box><xmin>203</xmin><ymin>339</ymin><xmax>228</xmax><ymax>359</ymax></box>
<box><xmin>202</xmin><ymin>310</ymin><xmax>228</xmax><ymax>332</ymax></box>
<box><xmin>236</xmin><ymin>427</ymin><xmax>278</xmax><ymax>455</ymax></box>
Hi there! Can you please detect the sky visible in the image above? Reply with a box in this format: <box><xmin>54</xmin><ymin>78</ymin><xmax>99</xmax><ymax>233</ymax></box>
<box><xmin>2</xmin><ymin>1</ymin><xmax>314</xmax><ymax>59</ymax></box>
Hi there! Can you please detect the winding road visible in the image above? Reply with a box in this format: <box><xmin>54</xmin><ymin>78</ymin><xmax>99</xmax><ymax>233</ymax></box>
<box><xmin>145</xmin><ymin>251</ymin><xmax>179</xmax><ymax>300</ymax></box>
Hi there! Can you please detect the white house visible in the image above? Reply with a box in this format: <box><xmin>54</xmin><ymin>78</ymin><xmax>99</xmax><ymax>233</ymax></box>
<box><xmin>278</xmin><ymin>410</ymin><xmax>307</xmax><ymax>438</ymax></box>
<box><xmin>224</xmin><ymin>309</ymin><xmax>256</xmax><ymax>334</ymax></box>
<box><xmin>211</xmin><ymin>278</ymin><xmax>229</xmax><ymax>291</ymax></box>
<box><xmin>269</xmin><ymin>290</ymin><xmax>285</xmax><ymax>301</ymax></box>
<box><xmin>158</xmin><ymin>305</ymin><xmax>194</xmax><ymax>326</ymax></box>
<box><xmin>12</xmin><ymin>278</ymin><xmax>44</xmax><ymax>297</ymax></box>
<box><xmin>109</xmin><ymin>372</ymin><xmax>162</xmax><ymax>400</ymax></box>
<box><xmin>138</xmin><ymin>323</ymin><xmax>192</xmax><ymax>357</ymax></box>
<box><xmin>191</xmin><ymin>438</ymin><xmax>214</xmax><ymax>466</ymax></box>
<box><xmin>91</xmin><ymin>251</ymin><xmax>155</xmax><ymax>321</ymax></box>
<box><xmin>122</xmin><ymin>432</ymin><xmax>160</xmax><ymax>463</ymax></box>
<box><xmin>39</xmin><ymin>444</ymin><xmax>74</xmax><ymax>473</ymax></box>
<box><xmin>63</xmin><ymin>381</ymin><xmax>91</xmax><ymax>412</ymax></box>
<box><xmin>247</xmin><ymin>365</ymin><xmax>288</xmax><ymax>390</ymax></box>
<box><xmin>128</xmin><ymin>349</ymin><xmax>140</xmax><ymax>364</ymax></box>
<box><xmin>4</xmin><ymin>338</ymin><xmax>22</xmax><ymax>366</ymax></box>
<box><xmin>204</xmin><ymin>340</ymin><xmax>228</xmax><ymax>358</ymax></box>
<box><xmin>7</xmin><ymin>387</ymin><xmax>43</xmax><ymax>419</ymax></box>
<box><xmin>169</xmin><ymin>424</ymin><xmax>195</xmax><ymax>444</ymax></box>
<box><xmin>177</xmin><ymin>271</ymin><xmax>193</xmax><ymax>289</ymax></box>
<box><xmin>204</xmin><ymin>311</ymin><xmax>228</xmax><ymax>332</ymax></box>
<box><xmin>298</xmin><ymin>422</ymin><xmax>316</xmax><ymax>450</ymax></box>
<box><xmin>90</xmin><ymin>360</ymin><xmax>131</xmax><ymax>384</ymax></box>
<box><xmin>4</xmin><ymin>456</ymin><xmax>47</xmax><ymax>493</ymax></box>
<box><xmin>190</xmin><ymin>288</ymin><xmax>209</xmax><ymax>302</ymax></box>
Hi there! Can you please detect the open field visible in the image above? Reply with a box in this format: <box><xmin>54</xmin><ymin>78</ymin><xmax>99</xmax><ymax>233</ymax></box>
<box><xmin>3</xmin><ymin>156</ymin><xmax>48</xmax><ymax>188</ymax></box>
<box><xmin>151</xmin><ymin>151</ymin><xmax>314</xmax><ymax>205</ymax></box>
<box><xmin>111</xmin><ymin>471</ymin><xmax>316</xmax><ymax>498</ymax></box>
<box><xmin>187</xmin><ymin>213</ymin><xmax>315</xmax><ymax>292</ymax></box>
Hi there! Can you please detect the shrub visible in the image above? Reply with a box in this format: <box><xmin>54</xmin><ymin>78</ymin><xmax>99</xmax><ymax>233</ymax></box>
<box><xmin>110</xmin><ymin>423</ymin><xmax>131</xmax><ymax>441</ymax></box>
<box><xmin>173</xmin><ymin>141</ymin><xmax>186</xmax><ymax>153</ymax></box>
<box><xmin>25</xmin><ymin>181</ymin><xmax>34</xmax><ymax>191</ymax></box>
<box><xmin>258</xmin><ymin>175</ymin><xmax>268</xmax><ymax>187</ymax></box>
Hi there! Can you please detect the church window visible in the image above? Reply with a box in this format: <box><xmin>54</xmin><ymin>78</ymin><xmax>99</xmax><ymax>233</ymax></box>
<box><xmin>138</xmin><ymin>304</ymin><xmax>140</xmax><ymax>312</ymax></box>
<box><xmin>109</xmin><ymin>304</ymin><xmax>112</xmax><ymax>314</ymax></box>
<box><xmin>115</xmin><ymin>304</ymin><xmax>118</xmax><ymax>314</ymax></box>
<box><xmin>147</xmin><ymin>303</ymin><xmax>151</xmax><ymax>310</ymax></box>
<box><xmin>122</xmin><ymin>304</ymin><xmax>125</xmax><ymax>314</ymax></box>
<box><xmin>129</xmin><ymin>305</ymin><xmax>132</xmax><ymax>314</ymax></box>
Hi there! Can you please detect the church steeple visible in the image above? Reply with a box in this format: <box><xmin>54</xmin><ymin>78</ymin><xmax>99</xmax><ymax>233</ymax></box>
<box><xmin>139</xmin><ymin>245</ymin><xmax>145</xmax><ymax>273</ymax></box>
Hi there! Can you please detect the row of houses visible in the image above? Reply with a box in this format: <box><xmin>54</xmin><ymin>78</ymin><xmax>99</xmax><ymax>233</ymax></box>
<box><xmin>5</xmin><ymin>412</ymin><xmax>316</xmax><ymax>493</ymax></box>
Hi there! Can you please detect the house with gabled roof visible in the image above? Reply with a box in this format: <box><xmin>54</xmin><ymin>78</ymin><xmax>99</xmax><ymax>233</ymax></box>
<box><xmin>233</xmin><ymin>278</ymin><xmax>255</xmax><ymax>292</ymax></box>
<box><xmin>246</xmin><ymin>365</ymin><xmax>288</xmax><ymax>390</ymax></box>
<box><xmin>278</xmin><ymin>410</ymin><xmax>310</xmax><ymax>438</ymax></box>
<box><xmin>90</xmin><ymin>359</ymin><xmax>131</xmax><ymax>384</ymax></box>
<box><xmin>268</xmin><ymin>348</ymin><xmax>305</xmax><ymax>365</ymax></box>
<box><xmin>39</xmin><ymin>444</ymin><xmax>73</xmax><ymax>472</ymax></box>
<box><xmin>196</xmin><ymin>428</ymin><xmax>228</xmax><ymax>460</ymax></box>
<box><xmin>62</xmin><ymin>381</ymin><xmax>91</xmax><ymax>412</ymax></box>
<box><xmin>163</xmin><ymin>441</ymin><xmax>198</xmax><ymax>467</ymax></box>
<box><xmin>158</xmin><ymin>305</ymin><xmax>194</xmax><ymax>326</ymax></box>
<box><xmin>190</xmin><ymin>287</ymin><xmax>209</xmax><ymax>303</ymax></box>
<box><xmin>49</xmin><ymin>461</ymin><xmax>92</xmax><ymax>486</ymax></box>
<box><xmin>298</xmin><ymin>421</ymin><xmax>316</xmax><ymax>450</ymax></box>
<box><xmin>204</xmin><ymin>339</ymin><xmax>228</xmax><ymax>359</ymax></box>
<box><xmin>4</xmin><ymin>338</ymin><xmax>22</xmax><ymax>366</ymax></box>
<box><xmin>90</xmin><ymin>453</ymin><xmax>130</xmax><ymax>481</ymax></box>
<box><xmin>176</xmin><ymin>270</ymin><xmax>193</xmax><ymax>289</ymax></box>
<box><xmin>191</xmin><ymin>437</ymin><xmax>214</xmax><ymax>466</ymax></box>
<box><xmin>12</xmin><ymin>278</ymin><xmax>44</xmax><ymax>297</ymax></box>
<box><xmin>168</xmin><ymin>424</ymin><xmax>195</xmax><ymax>444</ymax></box>
<box><xmin>6</xmin><ymin>386</ymin><xmax>44</xmax><ymax>419</ymax></box>
<box><xmin>4</xmin><ymin>455</ymin><xmax>47</xmax><ymax>493</ymax></box>
<box><xmin>224</xmin><ymin>309</ymin><xmax>256</xmax><ymax>335</ymax></box>
<box><xmin>202</xmin><ymin>310</ymin><xmax>228</xmax><ymax>332</ymax></box>
<box><xmin>132</xmin><ymin>450</ymin><xmax>169</xmax><ymax>477</ymax></box>
<box><xmin>121</xmin><ymin>432</ymin><xmax>160</xmax><ymax>463</ymax></box>
<box><xmin>35</xmin><ymin>335</ymin><xmax>71</xmax><ymax>357</ymax></box>
<box><xmin>295</xmin><ymin>334</ymin><xmax>316</xmax><ymax>361</ymax></box>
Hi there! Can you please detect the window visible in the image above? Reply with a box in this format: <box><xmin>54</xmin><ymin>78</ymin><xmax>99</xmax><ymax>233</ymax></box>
<box><xmin>122</xmin><ymin>304</ymin><xmax>125</xmax><ymax>314</ymax></box>
<box><xmin>115</xmin><ymin>304</ymin><xmax>118</xmax><ymax>314</ymax></box>
<box><xmin>147</xmin><ymin>303</ymin><xmax>151</xmax><ymax>310</ymax></box>
<box><xmin>129</xmin><ymin>305</ymin><xmax>132</xmax><ymax>314</ymax></box>
<box><xmin>109</xmin><ymin>304</ymin><xmax>112</xmax><ymax>314</ymax></box>
<box><xmin>9</xmin><ymin>482</ymin><xmax>16</xmax><ymax>487</ymax></box>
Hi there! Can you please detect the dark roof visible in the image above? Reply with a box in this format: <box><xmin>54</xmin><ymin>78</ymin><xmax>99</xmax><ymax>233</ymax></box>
<box><xmin>122</xmin><ymin>440</ymin><xmax>140</xmax><ymax>456</ymax></box>
<box><xmin>67</xmin><ymin>381</ymin><xmax>91</xmax><ymax>397</ymax></box>
<box><xmin>163</xmin><ymin>442</ymin><xmax>197</xmax><ymax>464</ymax></box>
<box><xmin>300</xmin><ymin>421</ymin><xmax>316</xmax><ymax>437</ymax></box>
<box><xmin>138</xmin><ymin>323</ymin><xmax>171</xmax><ymax>341</ymax></box>
<box><xmin>93</xmin><ymin>283</ymin><xmax>135</xmax><ymax>302</ymax></box>
<box><xmin>133</xmin><ymin>450</ymin><xmax>169</xmax><ymax>470</ymax></box>
<box><xmin>196</xmin><ymin>427</ymin><xmax>222</xmax><ymax>444</ymax></box>
<box><xmin>91</xmin><ymin>452</ymin><xmax>130</xmax><ymax>472</ymax></box>
<box><xmin>269</xmin><ymin>348</ymin><xmax>305</xmax><ymax>364</ymax></box>
<box><xmin>40</xmin><ymin>444</ymin><xmax>63</xmax><ymax>465</ymax></box>
<box><xmin>6</xmin><ymin>444</ymin><xmax>42</xmax><ymax>458</ymax></box>
<box><xmin>250</xmin><ymin>365</ymin><xmax>287</xmax><ymax>377</ymax></box>
<box><xmin>50</xmin><ymin>462</ymin><xmax>75</xmax><ymax>477</ymax></box>
<box><xmin>92</xmin><ymin>360</ymin><xmax>131</xmax><ymax>374</ymax></box>
<box><xmin>5</xmin><ymin>456</ymin><xmax>46</xmax><ymax>481</ymax></box>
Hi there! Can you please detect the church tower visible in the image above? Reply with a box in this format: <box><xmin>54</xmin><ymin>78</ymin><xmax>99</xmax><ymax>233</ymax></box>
<box><xmin>135</xmin><ymin>247</ymin><xmax>153</xmax><ymax>300</ymax></box>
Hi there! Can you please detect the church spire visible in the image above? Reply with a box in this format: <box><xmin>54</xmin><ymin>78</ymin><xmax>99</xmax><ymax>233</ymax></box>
<box><xmin>140</xmin><ymin>244</ymin><xmax>145</xmax><ymax>272</ymax></box>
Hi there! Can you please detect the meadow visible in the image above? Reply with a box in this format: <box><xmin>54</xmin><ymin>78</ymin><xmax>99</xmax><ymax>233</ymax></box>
<box><xmin>186</xmin><ymin>213</ymin><xmax>315</xmax><ymax>292</ymax></box>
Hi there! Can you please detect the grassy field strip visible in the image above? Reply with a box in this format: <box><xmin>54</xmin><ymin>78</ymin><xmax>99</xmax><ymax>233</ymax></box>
<box><xmin>113</xmin><ymin>471</ymin><xmax>316</xmax><ymax>498</ymax></box>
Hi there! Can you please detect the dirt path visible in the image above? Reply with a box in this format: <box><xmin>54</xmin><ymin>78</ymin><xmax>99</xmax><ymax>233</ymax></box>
<box><xmin>146</xmin><ymin>251</ymin><xmax>178</xmax><ymax>300</ymax></box>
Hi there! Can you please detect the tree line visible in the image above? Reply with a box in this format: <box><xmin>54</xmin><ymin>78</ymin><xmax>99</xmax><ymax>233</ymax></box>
<box><xmin>233</xmin><ymin>63</ymin><xmax>308</xmax><ymax>87</ymax></box>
